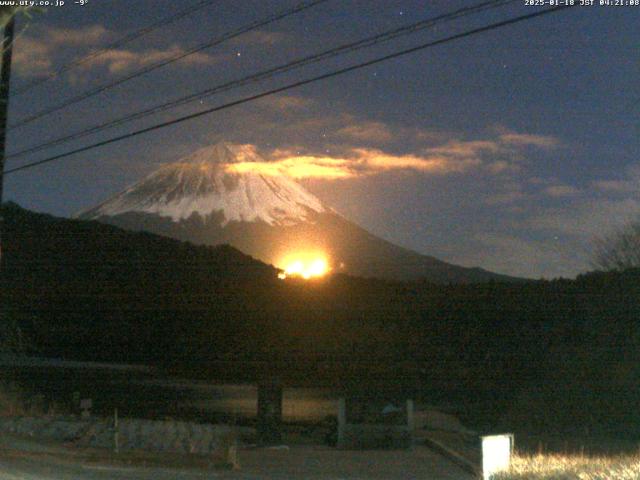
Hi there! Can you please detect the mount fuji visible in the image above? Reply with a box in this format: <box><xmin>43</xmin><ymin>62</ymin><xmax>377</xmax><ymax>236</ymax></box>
<box><xmin>78</xmin><ymin>142</ymin><xmax>516</xmax><ymax>283</ymax></box>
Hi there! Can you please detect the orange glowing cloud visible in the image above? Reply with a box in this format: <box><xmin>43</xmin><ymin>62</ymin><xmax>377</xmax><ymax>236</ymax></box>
<box><xmin>424</xmin><ymin>140</ymin><xmax>502</xmax><ymax>157</ymax></box>
<box><xmin>226</xmin><ymin>147</ymin><xmax>480</xmax><ymax>180</ymax></box>
<box><xmin>353</xmin><ymin>148</ymin><xmax>481</xmax><ymax>173</ymax></box>
<box><xmin>228</xmin><ymin>156</ymin><xmax>353</xmax><ymax>179</ymax></box>
<box><xmin>223</xmin><ymin>129</ymin><xmax>560</xmax><ymax>181</ymax></box>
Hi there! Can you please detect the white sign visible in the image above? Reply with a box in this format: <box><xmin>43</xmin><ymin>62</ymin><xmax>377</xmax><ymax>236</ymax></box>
<box><xmin>481</xmin><ymin>434</ymin><xmax>513</xmax><ymax>480</ymax></box>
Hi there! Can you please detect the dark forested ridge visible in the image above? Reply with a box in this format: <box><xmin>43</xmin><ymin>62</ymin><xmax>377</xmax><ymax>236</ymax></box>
<box><xmin>88</xmin><ymin>209</ymin><xmax>521</xmax><ymax>284</ymax></box>
<box><xmin>2</xmin><ymin>202</ymin><xmax>640</xmax><ymax>437</ymax></box>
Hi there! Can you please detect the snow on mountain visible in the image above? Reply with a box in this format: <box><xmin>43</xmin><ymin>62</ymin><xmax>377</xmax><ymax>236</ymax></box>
<box><xmin>78</xmin><ymin>141</ymin><xmax>521</xmax><ymax>283</ymax></box>
<box><xmin>80</xmin><ymin>142</ymin><xmax>326</xmax><ymax>226</ymax></box>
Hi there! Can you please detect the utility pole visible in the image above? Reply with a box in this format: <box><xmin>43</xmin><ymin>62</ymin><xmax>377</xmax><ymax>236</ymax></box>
<box><xmin>0</xmin><ymin>13</ymin><xmax>15</xmax><ymax>267</ymax></box>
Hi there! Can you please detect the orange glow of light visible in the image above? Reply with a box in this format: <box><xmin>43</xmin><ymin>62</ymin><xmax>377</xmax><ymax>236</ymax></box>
<box><xmin>277</xmin><ymin>255</ymin><xmax>330</xmax><ymax>280</ymax></box>
<box><xmin>226</xmin><ymin>157</ymin><xmax>354</xmax><ymax>179</ymax></box>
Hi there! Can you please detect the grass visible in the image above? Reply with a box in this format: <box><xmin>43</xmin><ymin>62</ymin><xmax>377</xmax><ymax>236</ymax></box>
<box><xmin>493</xmin><ymin>452</ymin><xmax>640</xmax><ymax>480</ymax></box>
<box><xmin>0</xmin><ymin>382</ymin><xmax>27</xmax><ymax>416</ymax></box>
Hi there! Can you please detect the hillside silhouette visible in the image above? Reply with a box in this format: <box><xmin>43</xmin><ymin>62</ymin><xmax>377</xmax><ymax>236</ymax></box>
<box><xmin>2</xmin><ymin>202</ymin><xmax>639</xmax><ymax>438</ymax></box>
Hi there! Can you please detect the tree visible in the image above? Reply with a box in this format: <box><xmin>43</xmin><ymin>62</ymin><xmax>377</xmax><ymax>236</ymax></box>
<box><xmin>0</xmin><ymin>6</ymin><xmax>36</xmax><ymax>29</ymax></box>
<box><xmin>592</xmin><ymin>218</ymin><xmax>640</xmax><ymax>271</ymax></box>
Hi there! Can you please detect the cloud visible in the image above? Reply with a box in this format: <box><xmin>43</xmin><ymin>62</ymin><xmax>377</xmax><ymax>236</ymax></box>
<box><xmin>486</xmin><ymin>160</ymin><xmax>518</xmax><ymax>174</ymax></box>
<box><xmin>592</xmin><ymin>163</ymin><xmax>640</xmax><ymax>195</ymax></box>
<box><xmin>528</xmin><ymin>176</ymin><xmax>554</xmax><ymax>185</ymax></box>
<box><xmin>229</xmin><ymin>30</ymin><xmax>286</xmax><ymax>46</ymax></box>
<box><xmin>235</xmin><ymin>107</ymin><xmax>452</xmax><ymax>150</ymax></box>
<box><xmin>485</xmin><ymin>191</ymin><xmax>528</xmax><ymax>206</ymax></box>
<box><xmin>358</xmin><ymin>148</ymin><xmax>480</xmax><ymax>174</ymax></box>
<box><xmin>14</xmin><ymin>25</ymin><xmax>217</xmax><ymax>79</ymax></box>
<box><xmin>47</xmin><ymin>25</ymin><xmax>110</xmax><ymax>46</ymax></box>
<box><xmin>593</xmin><ymin>180</ymin><xmax>637</xmax><ymax>193</ymax></box>
<box><xmin>218</xmin><ymin>99</ymin><xmax>559</xmax><ymax>178</ymax></box>
<box><xmin>256</xmin><ymin>95</ymin><xmax>313</xmax><ymax>112</ymax></box>
<box><xmin>424</xmin><ymin>139</ymin><xmax>502</xmax><ymax>158</ymax></box>
<box><xmin>14</xmin><ymin>25</ymin><xmax>111</xmax><ymax>78</ymax></box>
<box><xmin>336</xmin><ymin>121</ymin><xmax>394</xmax><ymax>143</ymax></box>
<box><xmin>418</xmin><ymin>133</ymin><xmax>559</xmax><ymax>177</ymax></box>
<box><xmin>230</xmin><ymin>155</ymin><xmax>353</xmax><ymax>179</ymax></box>
<box><xmin>13</xmin><ymin>36</ymin><xmax>52</xmax><ymax>77</ymax></box>
<box><xmin>226</xmin><ymin>146</ymin><xmax>483</xmax><ymax>179</ymax></box>
<box><xmin>498</xmin><ymin>132</ymin><xmax>560</xmax><ymax>149</ymax></box>
<box><xmin>199</xmin><ymin>101</ymin><xmax>562</xmax><ymax>184</ymax></box>
<box><xmin>420</xmin><ymin>133</ymin><xmax>560</xmax><ymax>175</ymax></box>
<box><xmin>75</xmin><ymin>45</ymin><xmax>217</xmax><ymax>75</ymax></box>
<box><xmin>543</xmin><ymin>184</ymin><xmax>580</xmax><ymax>197</ymax></box>
<box><xmin>215</xmin><ymin>122</ymin><xmax>562</xmax><ymax>181</ymax></box>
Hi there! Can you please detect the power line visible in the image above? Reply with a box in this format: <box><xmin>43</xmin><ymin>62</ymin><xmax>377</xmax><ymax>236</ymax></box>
<box><xmin>8</xmin><ymin>0</ymin><xmax>330</xmax><ymax>130</ymax></box>
<box><xmin>4</xmin><ymin>6</ymin><xmax>574</xmax><ymax>177</ymax></box>
<box><xmin>12</xmin><ymin>0</ymin><xmax>219</xmax><ymax>97</ymax></box>
<box><xmin>7</xmin><ymin>0</ymin><xmax>516</xmax><ymax>160</ymax></box>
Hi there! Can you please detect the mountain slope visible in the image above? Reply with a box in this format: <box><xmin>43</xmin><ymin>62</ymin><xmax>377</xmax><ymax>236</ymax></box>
<box><xmin>82</xmin><ymin>143</ymin><xmax>326</xmax><ymax>227</ymax></box>
<box><xmin>78</xmin><ymin>142</ymin><xmax>519</xmax><ymax>283</ymax></box>
<box><xmin>0</xmin><ymin>201</ymin><xmax>280</xmax><ymax>365</ymax></box>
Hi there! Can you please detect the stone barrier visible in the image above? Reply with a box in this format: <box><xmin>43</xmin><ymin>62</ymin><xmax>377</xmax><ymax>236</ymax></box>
<box><xmin>0</xmin><ymin>416</ymin><xmax>245</xmax><ymax>456</ymax></box>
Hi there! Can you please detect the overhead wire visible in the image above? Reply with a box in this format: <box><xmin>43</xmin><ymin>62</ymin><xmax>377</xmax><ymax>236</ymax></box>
<box><xmin>12</xmin><ymin>0</ymin><xmax>220</xmax><ymax>96</ymax></box>
<box><xmin>4</xmin><ymin>5</ymin><xmax>575</xmax><ymax>176</ymax></box>
<box><xmin>6</xmin><ymin>0</ymin><xmax>517</xmax><ymax>160</ymax></box>
<box><xmin>8</xmin><ymin>0</ymin><xmax>330</xmax><ymax>129</ymax></box>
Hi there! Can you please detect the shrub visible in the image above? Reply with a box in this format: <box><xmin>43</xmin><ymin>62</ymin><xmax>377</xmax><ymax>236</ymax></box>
<box><xmin>493</xmin><ymin>452</ymin><xmax>640</xmax><ymax>480</ymax></box>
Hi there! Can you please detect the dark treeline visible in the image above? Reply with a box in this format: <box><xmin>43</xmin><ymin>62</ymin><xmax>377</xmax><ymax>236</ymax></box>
<box><xmin>2</xmin><ymin>202</ymin><xmax>639</xmax><ymax>437</ymax></box>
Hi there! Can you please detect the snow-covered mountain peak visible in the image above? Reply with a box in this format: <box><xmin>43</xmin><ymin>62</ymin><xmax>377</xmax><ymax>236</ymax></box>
<box><xmin>78</xmin><ymin>142</ymin><xmax>326</xmax><ymax>226</ymax></box>
<box><xmin>180</xmin><ymin>142</ymin><xmax>263</xmax><ymax>166</ymax></box>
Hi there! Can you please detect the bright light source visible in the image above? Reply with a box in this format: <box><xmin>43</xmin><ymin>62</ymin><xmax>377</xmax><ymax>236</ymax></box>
<box><xmin>277</xmin><ymin>254</ymin><xmax>330</xmax><ymax>280</ymax></box>
<box><xmin>482</xmin><ymin>434</ymin><xmax>513</xmax><ymax>480</ymax></box>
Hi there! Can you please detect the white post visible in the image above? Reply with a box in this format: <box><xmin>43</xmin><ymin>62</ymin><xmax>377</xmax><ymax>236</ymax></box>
<box><xmin>481</xmin><ymin>434</ymin><xmax>514</xmax><ymax>480</ymax></box>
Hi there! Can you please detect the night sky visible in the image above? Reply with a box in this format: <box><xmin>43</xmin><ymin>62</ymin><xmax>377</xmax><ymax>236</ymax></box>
<box><xmin>5</xmin><ymin>0</ymin><xmax>639</xmax><ymax>279</ymax></box>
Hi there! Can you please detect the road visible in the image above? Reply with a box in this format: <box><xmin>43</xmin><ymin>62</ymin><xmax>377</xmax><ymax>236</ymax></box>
<box><xmin>0</xmin><ymin>433</ymin><xmax>473</xmax><ymax>479</ymax></box>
